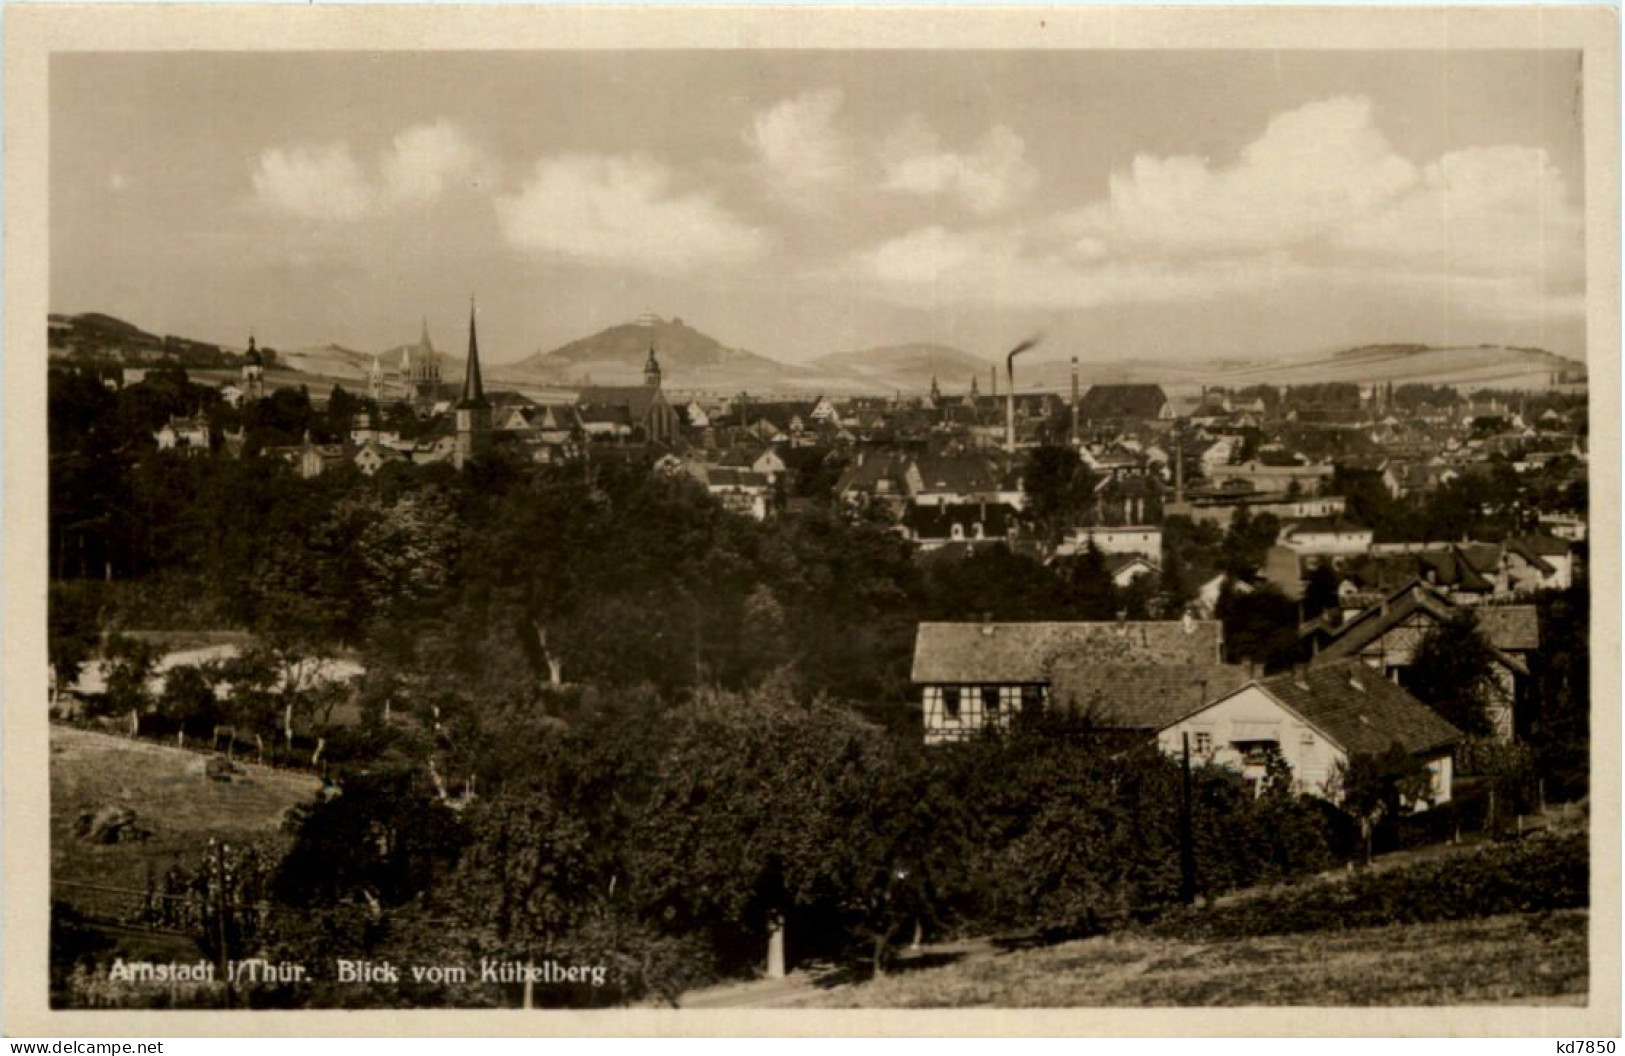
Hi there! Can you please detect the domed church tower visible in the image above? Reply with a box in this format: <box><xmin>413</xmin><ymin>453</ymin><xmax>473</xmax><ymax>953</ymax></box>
<box><xmin>241</xmin><ymin>333</ymin><xmax>265</xmax><ymax>402</ymax></box>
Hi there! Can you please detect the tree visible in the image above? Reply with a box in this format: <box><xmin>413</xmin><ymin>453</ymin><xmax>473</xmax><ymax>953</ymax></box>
<box><xmin>1406</xmin><ymin>611</ymin><xmax>1500</xmax><ymax>738</ymax></box>
<box><xmin>159</xmin><ymin>664</ymin><xmax>220</xmax><ymax>735</ymax></box>
<box><xmin>1215</xmin><ymin>584</ymin><xmax>1302</xmax><ymax>672</ymax></box>
<box><xmin>1302</xmin><ymin>563</ymin><xmax>1341</xmax><ymax>621</ymax></box>
<box><xmin>1022</xmin><ymin>444</ymin><xmax>1096</xmax><ymax>542</ymax></box>
<box><xmin>275</xmin><ymin>767</ymin><xmax>469</xmax><ymax>910</ymax></box>
<box><xmin>1335</xmin><ymin>743</ymin><xmax>1434</xmax><ymax>863</ymax></box>
<box><xmin>1218</xmin><ymin>507</ymin><xmax>1280</xmax><ymax>578</ymax></box>
<box><xmin>629</xmin><ymin>686</ymin><xmax>894</xmax><ymax>977</ymax></box>
<box><xmin>101</xmin><ymin>634</ymin><xmax>159</xmax><ymax>723</ymax></box>
<box><xmin>1528</xmin><ymin>582</ymin><xmax>1589</xmax><ymax>797</ymax></box>
<box><xmin>1053</xmin><ymin>541</ymin><xmax>1118</xmax><ymax>620</ymax></box>
<box><xmin>48</xmin><ymin>583</ymin><xmax>102</xmax><ymax>696</ymax></box>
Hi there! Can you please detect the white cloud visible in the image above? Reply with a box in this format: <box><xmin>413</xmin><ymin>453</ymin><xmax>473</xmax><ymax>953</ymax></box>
<box><xmin>253</xmin><ymin>142</ymin><xmax>378</xmax><ymax>221</ymax></box>
<box><xmin>855</xmin><ymin>94</ymin><xmax>1587</xmax><ymax>324</ymax></box>
<box><xmin>748</xmin><ymin>89</ymin><xmax>848</xmax><ymax>202</ymax></box>
<box><xmin>1334</xmin><ymin>145</ymin><xmax>1583</xmax><ymax>281</ymax></box>
<box><xmin>496</xmin><ymin>153</ymin><xmax>766</xmax><ymax>271</ymax></box>
<box><xmin>882</xmin><ymin>123</ymin><xmax>1038</xmax><ymax>215</ymax></box>
<box><xmin>849</xmin><ymin>224</ymin><xmax>1304</xmax><ymax>311</ymax></box>
<box><xmin>1064</xmin><ymin>96</ymin><xmax>1419</xmax><ymax>257</ymax></box>
<box><xmin>379</xmin><ymin>121</ymin><xmax>485</xmax><ymax>207</ymax></box>
<box><xmin>252</xmin><ymin>120</ymin><xmax>483</xmax><ymax>221</ymax></box>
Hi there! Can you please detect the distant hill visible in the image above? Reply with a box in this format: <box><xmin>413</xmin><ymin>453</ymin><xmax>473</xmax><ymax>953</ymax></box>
<box><xmin>65</xmin><ymin>312</ymin><xmax>158</xmax><ymax>341</ymax></box>
<box><xmin>277</xmin><ymin>343</ymin><xmax>376</xmax><ymax>381</ymax></box>
<box><xmin>497</xmin><ymin>315</ymin><xmax>809</xmax><ymax>390</ymax></box>
<box><xmin>812</xmin><ymin>343</ymin><xmax>991</xmax><ymax>395</ymax></box>
<box><xmin>1215</xmin><ymin>343</ymin><xmax>1587</xmax><ymax>389</ymax></box>
<box><xmin>46</xmin><ymin>311</ymin><xmax>1589</xmax><ymax>397</ymax></box>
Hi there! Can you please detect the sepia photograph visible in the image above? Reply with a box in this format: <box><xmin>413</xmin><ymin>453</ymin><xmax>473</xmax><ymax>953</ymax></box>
<box><xmin>3</xmin><ymin>4</ymin><xmax>1619</xmax><ymax>1037</ymax></box>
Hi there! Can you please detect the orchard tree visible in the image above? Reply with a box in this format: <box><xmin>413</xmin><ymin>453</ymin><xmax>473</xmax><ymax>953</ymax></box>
<box><xmin>101</xmin><ymin>634</ymin><xmax>160</xmax><ymax>724</ymax></box>
<box><xmin>274</xmin><ymin>767</ymin><xmax>469</xmax><ymax>910</ymax></box>
<box><xmin>158</xmin><ymin>664</ymin><xmax>220</xmax><ymax>736</ymax></box>
<box><xmin>1335</xmin><ymin>743</ymin><xmax>1435</xmax><ymax>863</ymax></box>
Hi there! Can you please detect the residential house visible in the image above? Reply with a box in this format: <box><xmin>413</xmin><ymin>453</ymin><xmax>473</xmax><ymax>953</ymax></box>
<box><xmin>681</xmin><ymin>400</ymin><xmax>712</xmax><ymax>430</ymax></box>
<box><xmin>1304</xmin><ymin>581</ymin><xmax>1538</xmax><ymax>742</ymax></box>
<box><xmin>1502</xmin><ymin>534</ymin><xmax>1575</xmax><ymax>592</ymax></box>
<box><xmin>1277</xmin><ymin>517</ymin><xmax>1375</xmax><ymax>557</ymax></box>
<box><xmin>1103</xmin><ymin>554</ymin><xmax>1160</xmax><ymax>588</ymax></box>
<box><xmin>1056</xmin><ymin>525</ymin><xmax>1164</xmax><ymax>565</ymax></box>
<box><xmin>900</xmin><ymin>502</ymin><xmax>1018</xmax><ymax>552</ymax></box>
<box><xmin>907</xmin><ymin>454</ymin><xmax>1006</xmax><ymax>507</ymax></box>
<box><xmin>354</xmin><ymin>440</ymin><xmax>406</xmax><ymax>477</ymax></box>
<box><xmin>1167</xmin><ymin>492</ymin><xmax>1347</xmax><ymax>529</ymax></box>
<box><xmin>1208</xmin><ymin>460</ymin><xmax>1335</xmax><ymax>494</ymax></box>
<box><xmin>718</xmin><ymin>444</ymin><xmax>787</xmax><ymax>484</ymax></box>
<box><xmin>1539</xmin><ymin>514</ymin><xmax>1586</xmax><ymax>543</ymax></box>
<box><xmin>689</xmin><ymin>464</ymin><xmax>774</xmax><ymax>521</ymax></box>
<box><xmin>1341</xmin><ymin>545</ymin><xmax>1501</xmax><ymax>605</ymax></box>
<box><xmin>153</xmin><ymin>415</ymin><xmax>210</xmax><ymax>454</ymax></box>
<box><xmin>1157</xmin><ymin>660</ymin><xmax>1460</xmax><ymax>806</ymax></box>
<box><xmin>911</xmin><ymin>618</ymin><xmax>1240</xmax><ymax>745</ymax></box>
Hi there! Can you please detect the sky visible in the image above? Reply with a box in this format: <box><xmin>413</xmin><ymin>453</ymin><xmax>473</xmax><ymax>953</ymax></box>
<box><xmin>51</xmin><ymin>49</ymin><xmax>1587</xmax><ymax>367</ymax></box>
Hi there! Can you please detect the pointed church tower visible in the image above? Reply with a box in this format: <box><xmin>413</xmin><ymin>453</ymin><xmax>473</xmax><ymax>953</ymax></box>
<box><xmin>454</xmin><ymin>297</ymin><xmax>492</xmax><ymax>469</ymax></box>
<box><xmin>644</xmin><ymin>346</ymin><xmax>662</xmax><ymax>389</ymax></box>
<box><xmin>368</xmin><ymin>353</ymin><xmax>385</xmax><ymax>404</ymax></box>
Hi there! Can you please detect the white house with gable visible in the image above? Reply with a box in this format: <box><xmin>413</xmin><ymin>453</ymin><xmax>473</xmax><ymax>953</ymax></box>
<box><xmin>1156</xmin><ymin>660</ymin><xmax>1461</xmax><ymax>809</ymax></box>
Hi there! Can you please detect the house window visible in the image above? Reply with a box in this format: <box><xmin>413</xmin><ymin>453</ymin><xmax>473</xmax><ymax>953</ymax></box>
<box><xmin>1193</xmin><ymin>731</ymin><xmax>1213</xmax><ymax>753</ymax></box>
<box><xmin>1001</xmin><ymin>686</ymin><xmax>1022</xmax><ymax>712</ymax></box>
<box><xmin>943</xmin><ymin>687</ymin><xmax>961</xmax><ymax>721</ymax></box>
<box><xmin>1300</xmin><ymin>732</ymin><xmax>1315</xmax><ymax>747</ymax></box>
<box><xmin>982</xmin><ymin>686</ymin><xmax>1000</xmax><ymax>715</ymax></box>
<box><xmin>1020</xmin><ymin>685</ymin><xmax>1044</xmax><ymax>710</ymax></box>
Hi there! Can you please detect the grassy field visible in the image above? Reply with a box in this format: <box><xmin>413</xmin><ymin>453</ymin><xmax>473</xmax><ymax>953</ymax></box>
<box><xmin>784</xmin><ymin>911</ymin><xmax>1589</xmax><ymax>1007</ymax></box>
<box><xmin>50</xmin><ymin>724</ymin><xmax>320</xmax><ymax>897</ymax></box>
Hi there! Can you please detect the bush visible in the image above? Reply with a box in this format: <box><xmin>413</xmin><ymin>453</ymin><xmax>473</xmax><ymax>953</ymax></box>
<box><xmin>1155</xmin><ymin>829</ymin><xmax>1587</xmax><ymax>941</ymax></box>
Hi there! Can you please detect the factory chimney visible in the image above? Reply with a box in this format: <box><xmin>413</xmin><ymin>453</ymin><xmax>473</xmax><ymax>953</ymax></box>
<box><xmin>1070</xmin><ymin>356</ymin><xmax>1080</xmax><ymax>447</ymax></box>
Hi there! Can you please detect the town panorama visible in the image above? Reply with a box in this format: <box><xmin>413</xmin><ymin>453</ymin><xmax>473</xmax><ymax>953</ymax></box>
<box><xmin>43</xmin><ymin>46</ymin><xmax>1593</xmax><ymax>1013</ymax></box>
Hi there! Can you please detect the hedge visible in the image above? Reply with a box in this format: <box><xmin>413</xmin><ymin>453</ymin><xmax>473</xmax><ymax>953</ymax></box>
<box><xmin>1155</xmin><ymin>828</ymin><xmax>1587</xmax><ymax>941</ymax></box>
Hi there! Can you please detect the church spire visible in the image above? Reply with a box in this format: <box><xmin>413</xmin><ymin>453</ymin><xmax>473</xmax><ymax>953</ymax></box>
<box><xmin>458</xmin><ymin>296</ymin><xmax>487</xmax><ymax>409</ymax></box>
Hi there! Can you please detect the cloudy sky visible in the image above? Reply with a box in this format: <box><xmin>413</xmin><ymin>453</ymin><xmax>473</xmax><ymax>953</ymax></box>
<box><xmin>52</xmin><ymin>49</ymin><xmax>1586</xmax><ymax>366</ymax></box>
